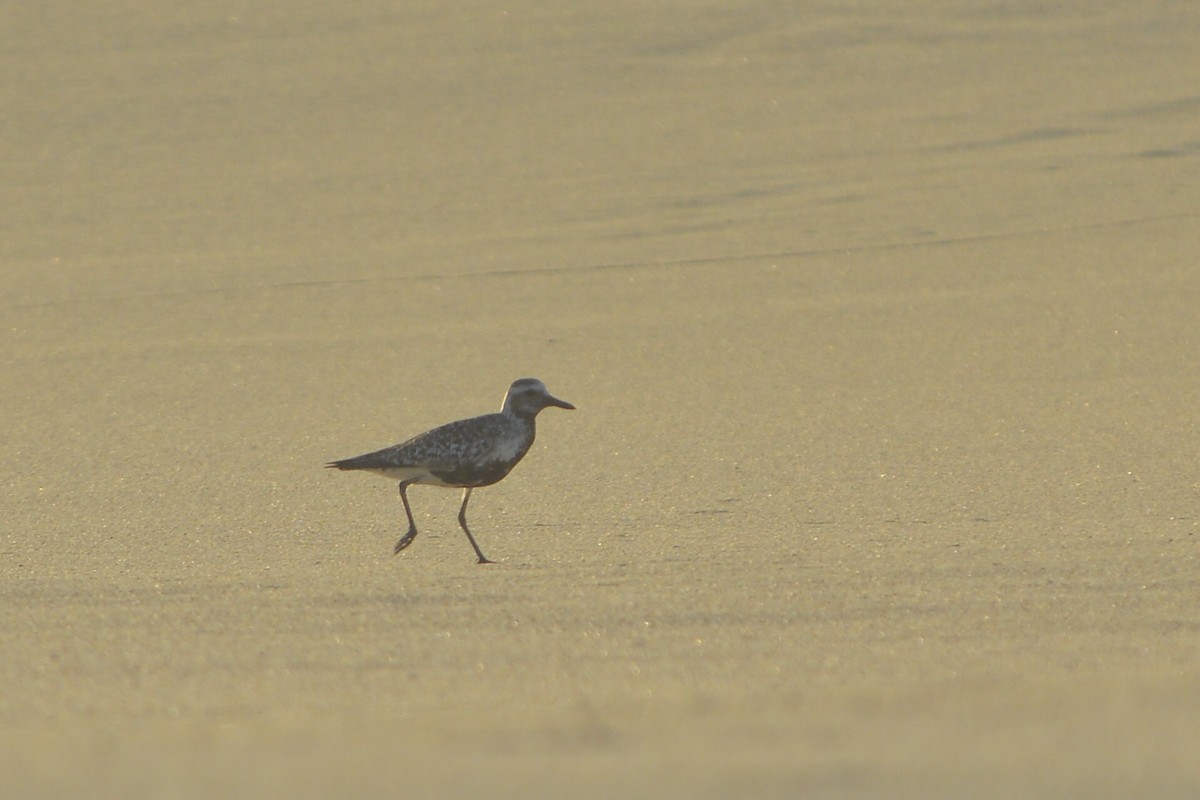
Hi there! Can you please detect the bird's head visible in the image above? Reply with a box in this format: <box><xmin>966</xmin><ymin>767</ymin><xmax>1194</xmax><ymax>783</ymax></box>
<box><xmin>503</xmin><ymin>378</ymin><xmax>575</xmax><ymax>417</ymax></box>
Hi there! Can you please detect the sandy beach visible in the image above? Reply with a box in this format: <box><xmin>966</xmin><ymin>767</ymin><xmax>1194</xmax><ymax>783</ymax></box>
<box><xmin>3</xmin><ymin>2</ymin><xmax>1199</xmax><ymax>797</ymax></box>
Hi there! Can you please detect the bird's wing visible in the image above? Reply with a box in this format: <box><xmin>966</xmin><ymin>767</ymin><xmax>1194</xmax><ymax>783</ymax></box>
<box><xmin>398</xmin><ymin>414</ymin><xmax>508</xmax><ymax>467</ymax></box>
<box><xmin>331</xmin><ymin>414</ymin><xmax>507</xmax><ymax>471</ymax></box>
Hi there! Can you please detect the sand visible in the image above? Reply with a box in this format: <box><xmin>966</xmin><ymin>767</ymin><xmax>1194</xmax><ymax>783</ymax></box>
<box><xmin>3</xmin><ymin>2</ymin><xmax>1199</xmax><ymax>797</ymax></box>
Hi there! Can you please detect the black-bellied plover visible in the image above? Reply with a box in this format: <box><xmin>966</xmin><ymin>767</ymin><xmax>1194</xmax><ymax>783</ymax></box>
<box><xmin>326</xmin><ymin>378</ymin><xmax>574</xmax><ymax>564</ymax></box>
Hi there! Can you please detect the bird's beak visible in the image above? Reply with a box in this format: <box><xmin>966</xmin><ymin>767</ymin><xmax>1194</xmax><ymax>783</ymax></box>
<box><xmin>546</xmin><ymin>394</ymin><xmax>575</xmax><ymax>410</ymax></box>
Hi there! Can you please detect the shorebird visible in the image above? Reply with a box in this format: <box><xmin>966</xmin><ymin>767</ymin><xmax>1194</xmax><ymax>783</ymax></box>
<box><xmin>326</xmin><ymin>378</ymin><xmax>574</xmax><ymax>564</ymax></box>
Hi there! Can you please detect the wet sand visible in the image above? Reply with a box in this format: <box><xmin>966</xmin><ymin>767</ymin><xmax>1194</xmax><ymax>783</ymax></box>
<box><xmin>3</xmin><ymin>2</ymin><xmax>1199</xmax><ymax>797</ymax></box>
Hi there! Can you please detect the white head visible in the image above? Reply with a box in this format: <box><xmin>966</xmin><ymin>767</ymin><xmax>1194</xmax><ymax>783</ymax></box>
<box><xmin>502</xmin><ymin>378</ymin><xmax>575</xmax><ymax>417</ymax></box>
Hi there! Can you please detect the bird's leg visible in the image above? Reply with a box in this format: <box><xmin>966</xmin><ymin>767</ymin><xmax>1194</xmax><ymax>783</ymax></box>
<box><xmin>394</xmin><ymin>481</ymin><xmax>419</xmax><ymax>554</ymax></box>
<box><xmin>457</xmin><ymin>488</ymin><xmax>493</xmax><ymax>564</ymax></box>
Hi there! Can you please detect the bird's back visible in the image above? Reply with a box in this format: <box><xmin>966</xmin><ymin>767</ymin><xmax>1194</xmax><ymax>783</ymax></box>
<box><xmin>327</xmin><ymin>412</ymin><xmax>536</xmax><ymax>487</ymax></box>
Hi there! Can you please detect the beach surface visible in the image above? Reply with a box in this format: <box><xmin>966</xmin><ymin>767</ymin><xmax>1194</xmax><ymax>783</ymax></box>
<box><xmin>3</xmin><ymin>2</ymin><xmax>1199</xmax><ymax>797</ymax></box>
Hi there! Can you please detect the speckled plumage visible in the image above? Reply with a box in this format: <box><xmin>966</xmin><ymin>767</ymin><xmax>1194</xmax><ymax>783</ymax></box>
<box><xmin>327</xmin><ymin>378</ymin><xmax>574</xmax><ymax>563</ymax></box>
<box><xmin>327</xmin><ymin>413</ymin><xmax>534</xmax><ymax>487</ymax></box>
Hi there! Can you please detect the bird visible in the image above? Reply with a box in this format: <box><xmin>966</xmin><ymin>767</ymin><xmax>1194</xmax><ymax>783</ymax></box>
<box><xmin>326</xmin><ymin>378</ymin><xmax>575</xmax><ymax>564</ymax></box>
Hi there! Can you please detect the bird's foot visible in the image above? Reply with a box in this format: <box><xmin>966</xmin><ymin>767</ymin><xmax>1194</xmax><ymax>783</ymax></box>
<box><xmin>394</xmin><ymin>528</ymin><xmax>417</xmax><ymax>555</ymax></box>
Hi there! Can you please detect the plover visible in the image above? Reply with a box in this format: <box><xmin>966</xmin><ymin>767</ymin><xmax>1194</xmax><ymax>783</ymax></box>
<box><xmin>326</xmin><ymin>378</ymin><xmax>574</xmax><ymax>564</ymax></box>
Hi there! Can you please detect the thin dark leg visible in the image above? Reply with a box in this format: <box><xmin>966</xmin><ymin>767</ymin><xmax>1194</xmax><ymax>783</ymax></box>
<box><xmin>394</xmin><ymin>481</ymin><xmax>419</xmax><ymax>555</ymax></box>
<box><xmin>458</xmin><ymin>488</ymin><xmax>492</xmax><ymax>564</ymax></box>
